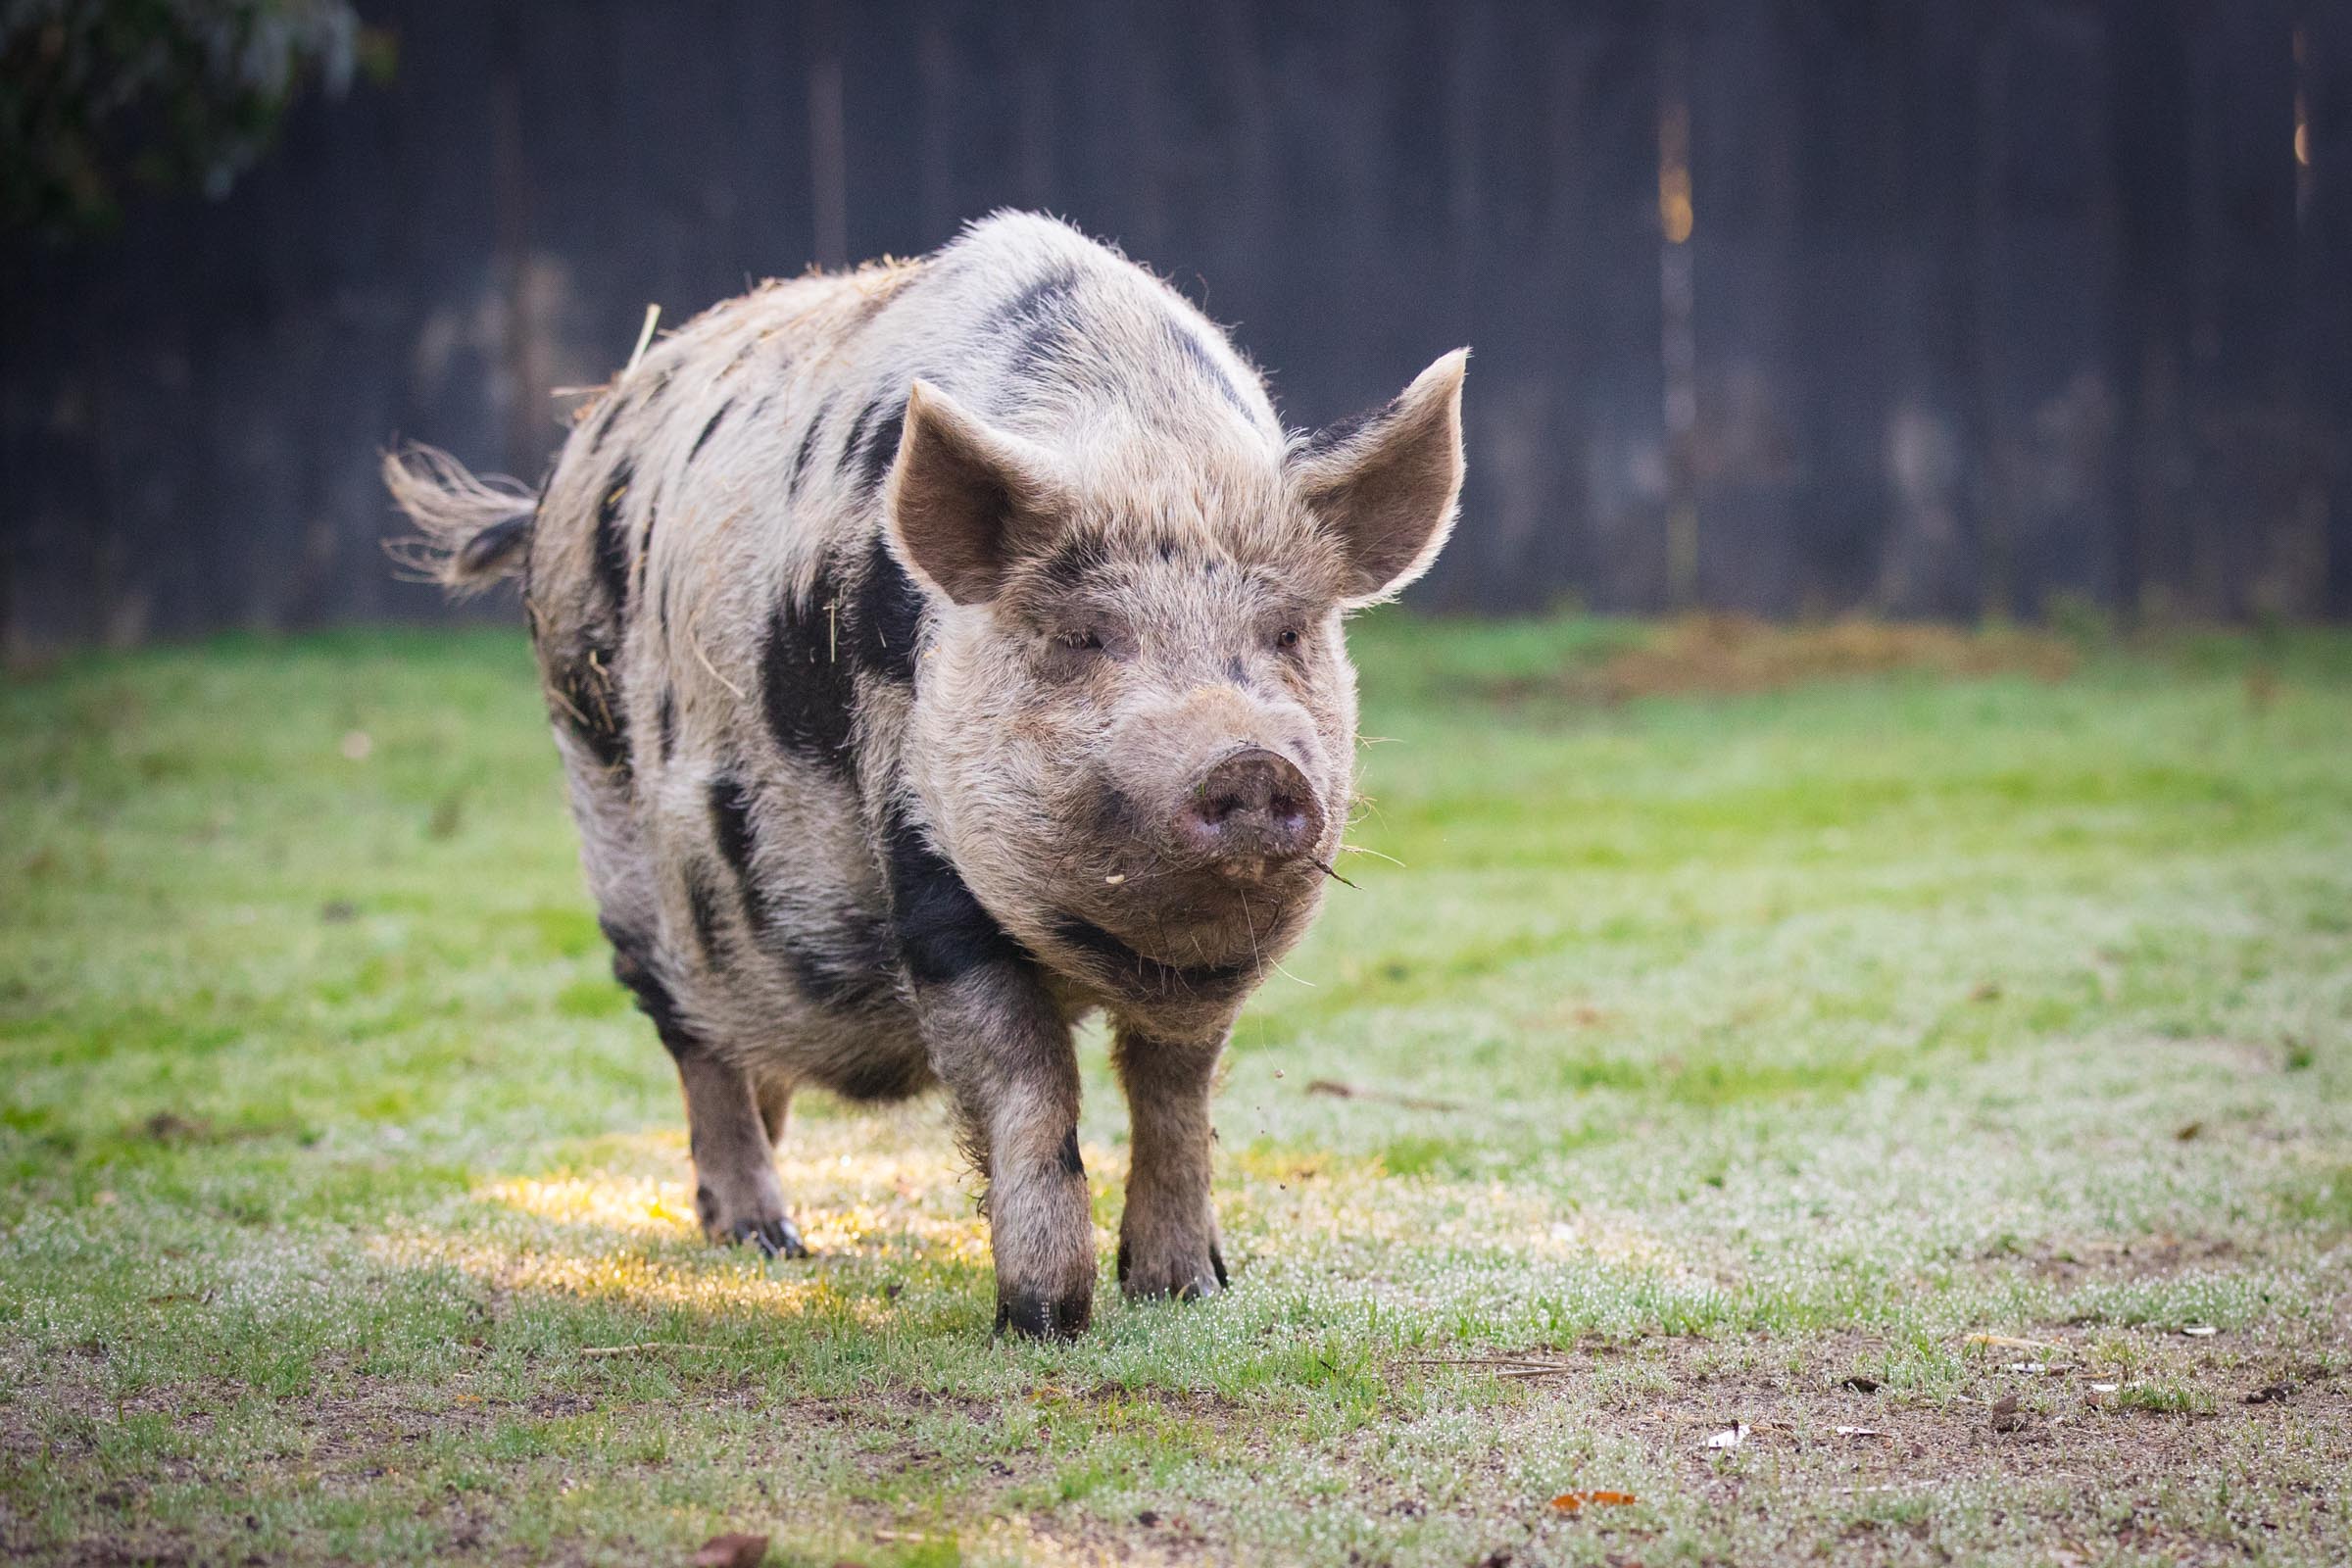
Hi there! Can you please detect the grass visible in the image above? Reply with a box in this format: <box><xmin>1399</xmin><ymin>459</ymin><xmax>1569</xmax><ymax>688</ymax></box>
<box><xmin>3</xmin><ymin>611</ymin><xmax>2350</xmax><ymax>1566</ymax></box>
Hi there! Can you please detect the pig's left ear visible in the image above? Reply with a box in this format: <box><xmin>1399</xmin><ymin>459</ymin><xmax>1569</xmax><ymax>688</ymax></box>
<box><xmin>1289</xmin><ymin>349</ymin><xmax>1468</xmax><ymax>607</ymax></box>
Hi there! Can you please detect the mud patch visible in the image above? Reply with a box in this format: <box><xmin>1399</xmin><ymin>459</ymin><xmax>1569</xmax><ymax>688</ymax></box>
<box><xmin>1478</xmin><ymin>613</ymin><xmax>2079</xmax><ymax>705</ymax></box>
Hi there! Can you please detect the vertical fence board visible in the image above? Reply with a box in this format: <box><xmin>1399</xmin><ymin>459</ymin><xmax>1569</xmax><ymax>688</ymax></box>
<box><xmin>2305</xmin><ymin>2</ymin><xmax>2352</xmax><ymax>619</ymax></box>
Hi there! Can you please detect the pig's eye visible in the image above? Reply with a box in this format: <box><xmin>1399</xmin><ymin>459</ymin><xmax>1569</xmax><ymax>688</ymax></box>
<box><xmin>1054</xmin><ymin>630</ymin><xmax>1103</xmax><ymax>653</ymax></box>
<box><xmin>1274</xmin><ymin>627</ymin><xmax>1301</xmax><ymax>652</ymax></box>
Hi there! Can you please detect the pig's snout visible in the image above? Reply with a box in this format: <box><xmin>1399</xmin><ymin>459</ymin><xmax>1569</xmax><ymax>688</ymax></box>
<box><xmin>1173</xmin><ymin>748</ymin><xmax>1324</xmax><ymax>869</ymax></box>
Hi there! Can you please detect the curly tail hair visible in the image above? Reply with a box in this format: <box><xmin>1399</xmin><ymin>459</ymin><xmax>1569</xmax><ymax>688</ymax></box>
<box><xmin>380</xmin><ymin>443</ymin><xmax>538</xmax><ymax>597</ymax></box>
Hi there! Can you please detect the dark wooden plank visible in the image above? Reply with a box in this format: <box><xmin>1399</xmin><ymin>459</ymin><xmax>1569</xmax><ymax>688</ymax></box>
<box><xmin>1685</xmin><ymin>0</ymin><xmax>1801</xmax><ymax>614</ymax></box>
<box><xmin>2162</xmin><ymin>0</ymin><xmax>2301</xmax><ymax>617</ymax></box>
<box><xmin>1970</xmin><ymin>0</ymin><xmax>2124</xmax><ymax>620</ymax></box>
<box><xmin>2305</xmin><ymin>1</ymin><xmax>2352</xmax><ymax>619</ymax></box>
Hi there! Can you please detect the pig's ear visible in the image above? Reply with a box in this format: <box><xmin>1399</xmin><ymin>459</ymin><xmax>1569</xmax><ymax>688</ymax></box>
<box><xmin>883</xmin><ymin>380</ymin><xmax>1067</xmax><ymax>606</ymax></box>
<box><xmin>1290</xmin><ymin>349</ymin><xmax>1469</xmax><ymax>607</ymax></box>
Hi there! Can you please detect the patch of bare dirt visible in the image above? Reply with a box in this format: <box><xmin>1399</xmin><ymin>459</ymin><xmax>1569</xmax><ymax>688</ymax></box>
<box><xmin>1413</xmin><ymin>1327</ymin><xmax>2352</xmax><ymax>1567</ymax></box>
<box><xmin>1484</xmin><ymin>614</ymin><xmax>2080</xmax><ymax>706</ymax></box>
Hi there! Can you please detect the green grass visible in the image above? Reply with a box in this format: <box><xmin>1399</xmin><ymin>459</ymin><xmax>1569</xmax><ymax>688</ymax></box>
<box><xmin>4</xmin><ymin>613</ymin><xmax>2350</xmax><ymax>1566</ymax></box>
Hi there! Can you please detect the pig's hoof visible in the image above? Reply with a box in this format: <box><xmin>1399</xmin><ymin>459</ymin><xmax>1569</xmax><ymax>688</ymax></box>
<box><xmin>725</xmin><ymin>1215</ymin><xmax>808</xmax><ymax>1259</ymax></box>
<box><xmin>1117</xmin><ymin>1238</ymin><xmax>1228</xmax><ymax>1302</ymax></box>
<box><xmin>995</xmin><ymin>1285</ymin><xmax>1093</xmax><ymax>1341</ymax></box>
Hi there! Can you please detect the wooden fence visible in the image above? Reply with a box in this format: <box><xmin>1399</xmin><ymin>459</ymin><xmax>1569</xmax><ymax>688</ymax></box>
<box><xmin>4</xmin><ymin>0</ymin><xmax>2350</xmax><ymax>652</ymax></box>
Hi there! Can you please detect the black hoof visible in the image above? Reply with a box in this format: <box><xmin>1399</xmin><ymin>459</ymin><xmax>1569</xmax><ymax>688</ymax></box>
<box><xmin>728</xmin><ymin>1215</ymin><xmax>809</xmax><ymax>1259</ymax></box>
<box><xmin>995</xmin><ymin>1286</ymin><xmax>1091</xmax><ymax>1341</ymax></box>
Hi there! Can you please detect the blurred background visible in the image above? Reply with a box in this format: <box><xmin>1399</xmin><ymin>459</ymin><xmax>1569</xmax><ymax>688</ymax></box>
<box><xmin>4</xmin><ymin>0</ymin><xmax>2351</xmax><ymax>655</ymax></box>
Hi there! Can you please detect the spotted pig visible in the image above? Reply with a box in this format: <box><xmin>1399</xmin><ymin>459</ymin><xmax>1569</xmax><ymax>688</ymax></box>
<box><xmin>384</xmin><ymin>212</ymin><xmax>1467</xmax><ymax>1337</ymax></box>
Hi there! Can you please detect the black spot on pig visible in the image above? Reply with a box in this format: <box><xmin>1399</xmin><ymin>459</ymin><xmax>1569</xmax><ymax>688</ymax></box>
<box><xmin>759</xmin><ymin>575</ymin><xmax>856</xmax><ymax>769</ymax></box>
<box><xmin>777</xmin><ymin>906</ymin><xmax>900</xmax><ymax>1017</ymax></box>
<box><xmin>1036</xmin><ymin>530</ymin><xmax>1111</xmax><ymax>592</ymax></box>
<box><xmin>586</xmin><ymin>396</ymin><xmax>623</xmax><ymax>456</ymax></box>
<box><xmin>850</xmin><ymin>538</ymin><xmax>925</xmax><ymax>683</ymax></box>
<box><xmin>989</xmin><ymin>266</ymin><xmax>1081</xmax><ymax>379</ymax></box>
<box><xmin>689</xmin><ymin>401</ymin><xmax>732</xmax><ymax>464</ymax></box>
<box><xmin>789</xmin><ymin>398</ymin><xmax>833</xmax><ymax>493</ymax></box>
<box><xmin>839</xmin><ymin>400</ymin><xmax>879</xmax><ymax>477</ymax></box>
<box><xmin>592</xmin><ymin>461</ymin><xmax>635</xmax><ymax>612</ymax></box>
<box><xmin>709</xmin><ymin>776</ymin><xmax>775</xmax><ymax>932</ymax></box>
<box><xmin>603</xmin><ymin>915</ymin><xmax>694</xmax><ymax>1058</ymax></box>
<box><xmin>683</xmin><ymin>858</ymin><xmax>725</xmax><ymax>965</ymax></box>
<box><xmin>884</xmin><ymin>810</ymin><xmax>1027</xmax><ymax>985</ymax></box>
<box><xmin>551</xmin><ymin>639</ymin><xmax>628</xmax><ymax>779</ymax></box>
<box><xmin>851</xmin><ymin>396</ymin><xmax>906</xmax><ymax>499</ymax></box>
<box><xmin>1160</xmin><ymin>318</ymin><xmax>1250</xmax><ymax>416</ymax></box>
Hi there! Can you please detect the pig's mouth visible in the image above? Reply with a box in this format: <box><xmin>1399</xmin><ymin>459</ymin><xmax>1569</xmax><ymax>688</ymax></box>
<box><xmin>1049</xmin><ymin>869</ymin><xmax>1321</xmax><ymax>1000</ymax></box>
<box><xmin>1062</xmin><ymin>832</ymin><xmax>1330</xmax><ymax>985</ymax></box>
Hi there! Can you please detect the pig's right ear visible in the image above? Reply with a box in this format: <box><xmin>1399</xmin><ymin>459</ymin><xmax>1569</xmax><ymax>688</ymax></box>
<box><xmin>883</xmin><ymin>380</ymin><xmax>1066</xmax><ymax>606</ymax></box>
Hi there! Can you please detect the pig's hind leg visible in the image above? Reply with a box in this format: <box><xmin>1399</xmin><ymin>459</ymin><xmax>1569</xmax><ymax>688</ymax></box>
<box><xmin>605</xmin><ymin>927</ymin><xmax>807</xmax><ymax>1258</ymax></box>
<box><xmin>672</xmin><ymin>1043</ymin><xmax>806</xmax><ymax>1258</ymax></box>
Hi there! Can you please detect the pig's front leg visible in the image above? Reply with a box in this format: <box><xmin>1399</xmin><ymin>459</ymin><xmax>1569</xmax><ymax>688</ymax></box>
<box><xmin>892</xmin><ymin>828</ymin><xmax>1093</xmax><ymax>1338</ymax></box>
<box><xmin>1112</xmin><ymin>1024</ymin><xmax>1229</xmax><ymax>1301</ymax></box>
<box><xmin>921</xmin><ymin>965</ymin><xmax>1093</xmax><ymax>1337</ymax></box>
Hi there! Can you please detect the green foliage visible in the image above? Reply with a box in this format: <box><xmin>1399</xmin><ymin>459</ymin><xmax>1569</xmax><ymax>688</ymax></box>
<box><xmin>0</xmin><ymin>0</ymin><xmax>392</xmax><ymax>237</ymax></box>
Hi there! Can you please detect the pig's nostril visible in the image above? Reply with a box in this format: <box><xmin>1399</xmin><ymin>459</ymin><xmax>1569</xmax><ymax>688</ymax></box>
<box><xmin>1177</xmin><ymin>749</ymin><xmax>1323</xmax><ymax>862</ymax></box>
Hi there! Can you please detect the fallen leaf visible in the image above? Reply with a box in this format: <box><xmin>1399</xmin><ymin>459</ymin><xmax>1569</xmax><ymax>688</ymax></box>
<box><xmin>2245</xmin><ymin>1384</ymin><xmax>2291</xmax><ymax>1405</ymax></box>
<box><xmin>2180</xmin><ymin>1325</ymin><xmax>2219</xmax><ymax>1338</ymax></box>
<box><xmin>1990</xmin><ymin>1394</ymin><xmax>2024</xmax><ymax>1433</ymax></box>
<box><xmin>2088</xmin><ymin>1382</ymin><xmax>2121</xmax><ymax>1395</ymax></box>
<box><xmin>1964</xmin><ymin>1333</ymin><xmax>2060</xmax><ymax>1352</ymax></box>
<box><xmin>1832</xmin><ymin>1426</ymin><xmax>1887</xmax><ymax>1438</ymax></box>
<box><xmin>1704</xmin><ymin>1423</ymin><xmax>1747</xmax><ymax>1450</ymax></box>
<box><xmin>694</xmin><ymin>1534</ymin><xmax>769</xmax><ymax>1568</ymax></box>
<box><xmin>1303</xmin><ymin>1079</ymin><xmax>1463</xmax><ymax>1112</ymax></box>
<box><xmin>2174</xmin><ymin>1121</ymin><xmax>2202</xmax><ymax>1141</ymax></box>
<box><xmin>1839</xmin><ymin>1376</ymin><xmax>1882</xmax><ymax>1394</ymax></box>
<box><xmin>1549</xmin><ymin>1490</ymin><xmax>1638</xmax><ymax>1513</ymax></box>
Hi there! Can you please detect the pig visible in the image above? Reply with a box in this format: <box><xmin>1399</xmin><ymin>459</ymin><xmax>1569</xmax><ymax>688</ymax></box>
<box><xmin>384</xmin><ymin>212</ymin><xmax>1466</xmax><ymax>1337</ymax></box>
